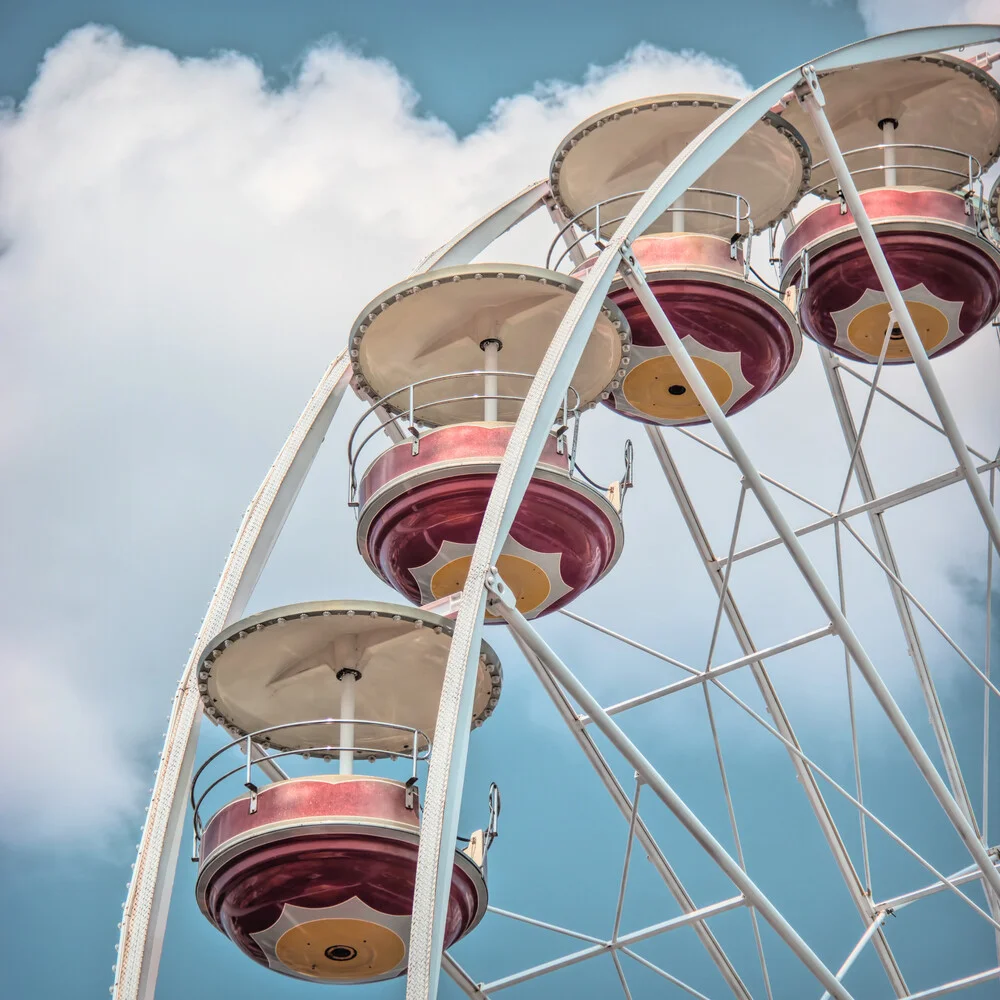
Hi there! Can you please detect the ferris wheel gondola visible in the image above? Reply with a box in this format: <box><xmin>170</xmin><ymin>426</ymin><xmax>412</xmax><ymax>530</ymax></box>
<box><xmin>546</xmin><ymin>94</ymin><xmax>809</xmax><ymax>425</ymax></box>
<box><xmin>347</xmin><ymin>265</ymin><xmax>631</xmax><ymax>618</ymax></box>
<box><xmin>191</xmin><ymin>601</ymin><xmax>501</xmax><ymax>984</ymax></box>
<box><xmin>778</xmin><ymin>54</ymin><xmax>1000</xmax><ymax>362</ymax></box>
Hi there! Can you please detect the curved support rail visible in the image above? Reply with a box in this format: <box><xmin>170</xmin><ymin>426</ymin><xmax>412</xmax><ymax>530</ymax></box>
<box><xmin>806</xmin><ymin>142</ymin><xmax>984</xmax><ymax>196</ymax></box>
<box><xmin>190</xmin><ymin>718</ymin><xmax>432</xmax><ymax>847</ymax></box>
<box><xmin>404</xmin><ymin>24</ymin><xmax>1000</xmax><ymax>1000</ymax></box>
<box><xmin>546</xmin><ymin>187</ymin><xmax>752</xmax><ymax>272</ymax></box>
<box><xmin>346</xmin><ymin>370</ymin><xmax>582</xmax><ymax>505</ymax></box>
<box><xmin>411</xmin><ymin>178</ymin><xmax>549</xmax><ymax>275</ymax></box>
<box><xmin>113</xmin><ymin>351</ymin><xmax>353</xmax><ymax>1000</ymax></box>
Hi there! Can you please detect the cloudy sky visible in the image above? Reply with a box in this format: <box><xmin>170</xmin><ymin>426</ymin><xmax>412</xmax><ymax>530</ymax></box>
<box><xmin>1</xmin><ymin>1</ymin><xmax>999</xmax><ymax>998</ymax></box>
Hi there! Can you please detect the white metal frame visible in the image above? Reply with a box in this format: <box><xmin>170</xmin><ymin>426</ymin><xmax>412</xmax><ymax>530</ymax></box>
<box><xmin>115</xmin><ymin>23</ymin><xmax>1000</xmax><ymax>1000</ymax></box>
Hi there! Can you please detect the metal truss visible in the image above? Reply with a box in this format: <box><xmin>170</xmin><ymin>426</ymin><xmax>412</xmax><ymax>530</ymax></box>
<box><xmin>116</xmin><ymin>21</ymin><xmax>1000</xmax><ymax>1000</ymax></box>
<box><xmin>404</xmin><ymin>22</ymin><xmax>1000</xmax><ymax>1000</ymax></box>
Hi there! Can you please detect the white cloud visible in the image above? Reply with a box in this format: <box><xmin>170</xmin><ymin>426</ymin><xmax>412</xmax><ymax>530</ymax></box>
<box><xmin>0</xmin><ymin>643</ymin><xmax>145</xmax><ymax>847</ymax></box>
<box><xmin>0</xmin><ymin>28</ymin><xmax>750</xmax><ymax>845</ymax></box>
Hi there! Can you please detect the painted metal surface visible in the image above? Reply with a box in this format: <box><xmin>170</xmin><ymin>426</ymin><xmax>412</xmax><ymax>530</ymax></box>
<box><xmin>497</xmin><ymin>600</ymin><xmax>857</xmax><ymax>1000</ymax></box>
<box><xmin>349</xmin><ymin>265</ymin><xmax>630</xmax><ymax>423</ymax></box>
<box><xmin>782</xmin><ymin>188</ymin><xmax>1000</xmax><ymax>362</ymax></box>
<box><xmin>197</xmin><ymin>600</ymin><xmax>501</xmax><ymax>753</ymax></box>
<box><xmin>196</xmin><ymin>777</ymin><xmax>485</xmax><ymax>984</ymax></box>
<box><xmin>358</xmin><ymin>424</ymin><xmax>623</xmax><ymax>618</ymax></box>
<box><xmin>550</xmin><ymin>94</ymin><xmax>810</xmax><ymax>236</ymax></box>
<box><xmin>572</xmin><ymin>234</ymin><xmax>800</xmax><ymax>424</ymax></box>
<box><xmin>779</xmin><ymin>54</ymin><xmax>1000</xmax><ymax>198</ymax></box>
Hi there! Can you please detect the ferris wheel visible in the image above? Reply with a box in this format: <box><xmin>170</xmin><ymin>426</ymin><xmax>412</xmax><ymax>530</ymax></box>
<box><xmin>111</xmin><ymin>23</ymin><xmax>1000</xmax><ymax>1000</ymax></box>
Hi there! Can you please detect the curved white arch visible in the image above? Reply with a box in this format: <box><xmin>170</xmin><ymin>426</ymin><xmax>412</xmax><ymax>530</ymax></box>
<box><xmin>410</xmin><ymin>177</ymin><xmax>549</xmax><ymax>275</ymax></box>
<box><xmin>404</xmin><ymin>24</ymin><xmax>1000</xmax><ymax>1000</ymax></box>
<box><xmin>112</xmin><ymin>351</ymin><xmax>352</xmax><ymax>1000</ymax></box>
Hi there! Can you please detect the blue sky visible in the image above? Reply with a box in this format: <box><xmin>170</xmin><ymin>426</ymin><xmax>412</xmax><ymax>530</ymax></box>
<box><xmin>1</xmin><ymin>2</ymin><xmax>999</xmax><ymax>999</ymax></box>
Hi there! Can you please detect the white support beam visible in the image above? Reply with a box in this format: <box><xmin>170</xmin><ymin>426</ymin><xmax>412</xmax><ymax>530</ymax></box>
<box><xmin>112</xmin><ymin>351</ymin><xmax>353</xmax><ymax>1000</ymax></box>
<box><xmin>646</xmin><ymin>427</ymin><xmax>909</xmax><ymax>995</ymax></box>
<box><xmin>497</xmin><ymin>597</ymin><xmax>855</xmax><ymax>1000</ymax></box>
<box><xmin>510</xmin><ymin>632</ymin><xmax>754</xmax><ymax>1000</ymax></box>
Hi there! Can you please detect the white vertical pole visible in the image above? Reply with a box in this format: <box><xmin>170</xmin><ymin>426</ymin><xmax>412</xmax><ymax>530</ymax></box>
<box><xmin>880</xmin><ymin>119</ymin><xmax>897</xmax><ymax>187</ymax></box>
<box><xmin>672</xmin><ymin>192</ymin><xmax>686</xmax><ymax>233</ymax></box>
<box><xmin>482</xmin><ymin>339</ymin><xmax>500</xmax><ymax>422</ymax></box>
<box><xmin>339</xmin><ymin>670</ymin><xmax>357</xmax><ymax>775</ymax></box>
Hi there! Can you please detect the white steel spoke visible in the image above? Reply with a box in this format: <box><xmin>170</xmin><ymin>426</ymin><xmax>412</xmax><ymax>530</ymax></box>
<box><xmin>836</xmin><ymin>320</ymin><xmax>893</xmax><ymax>513</ymax></box>
<box><xmin>582</xmin><ymin>626</ymin><xmax>834</xmax><ymax>723</ymax></box>
<box><xmin>699</xmin><ymin>675</ymin><xmax>1000</xmax><ymax>933</ymax></box>
<box><xmin>500</xmin><ymin>600</ymin><xmax>859</xmax><ymax>1000</ymax></box>
<box><xmin>509</xmin><ymin>632</ymin><xmax>754</xmax><ymax>999</ymax></box>
<box><xmin>819</xmin><ymin>911</ymin><xmax>888</xmax><ymax>1000</ymax></box>
<box><xmin>611</xmin><ymin>951</ymin><xmax>634</xmax><ymax>1000</ymax></box>
<box><xmin>487</xmin><ymin>907</ymin><xmax>605</xmax><ymax>946</ymax></box>
<box><xmin>702</xmin><ymin>679</ymin><xmax>775</xmax><ymax>1000</ymax></box>
<box><xmin>705</xmin><ymin>483</ymin><xmax>749</xmax><ymax>670</ymax></box>
<box><xmin>877</xmin><ymin>858</ymin><xmax>1000</xmax><ymax>913</ymax></box>
<box><xmin>822</xmin><ymin>346</ymin><xmax>982</xmax><ymax>857</ymax></box>
<box><xmin>442</xmin><ymin>952</ymin><xmax>490</xmax><ymax>999</ymax></box>
<box><xmin>834</xmin><ymin>522</ymin><xmax>872</xmax><ymax>893</ymax></box>
<box><xmin>985</xmin><ymin>468</ymin><xmax>996</xmax><ymax>844</ymax></box>
<box><xmin>722</xmin><ymin>460</ymin><xmax>1000</xmax><ymax>568</ymax></box>
<box><xmin>701</xmin><ymin>481</ymin><xmax>773</xmax><ymax>998</ymax></box>
<box><xmin>836</xmin><ymin>364</ymin><xmax>992</xmax><ymax>465</ymax></box>
<box><xmin>480</xmin><ymin>897</ymin><xmax>747</xmax><ymax>993</ymax></box>
<box><xmin>612</xmin><ymin>777</ymin><xmax>642</xmax><ymax>943</ymax></box>
<box><xmin>678</xmin><ymin>428</ymin><xmax>832</xmax><ymax>516</ymax></box>
<box><xmin>647</xmin><ymin>426</ymin><xmax>908</xmax><ymax>994</ymax></box>
<box><xmin>899</xmin><ymin>967</ymin><xmax>1000</xmax><ymax>1000</ymax></box>
<box><xmin>839</xmin><ymin>519</ymin><xmax>1000</xmax><ymax>701</ymax></box>
<box><xmin>558</xmin><ymin>608</ymin><xmax>697</xmax><ymax>675</ymax></box>
<box><xmin>621</xmin><ymin>948</ymin><xmax>716</xmax><ymax>1000</ymax></box>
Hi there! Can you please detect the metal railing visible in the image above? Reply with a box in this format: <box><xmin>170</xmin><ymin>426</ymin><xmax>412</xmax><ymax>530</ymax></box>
<box><xmin>546</xmin><ymin>187</ymin><xmax>754</xmax><ymax>272</ymax></box>
<box><xmin>805</xmin><ymin>143</ymin><xmax>985</xmax><ymax>219</ymax></box>
<box><xmin>190</xmin><ymin>718</ymin><xmax>431</xmax><ymax>854</ymax></box>
<box><xmin>348</xmin><ymin>370</ymin><xmax>583</xmax><ymax>506</ymax></box>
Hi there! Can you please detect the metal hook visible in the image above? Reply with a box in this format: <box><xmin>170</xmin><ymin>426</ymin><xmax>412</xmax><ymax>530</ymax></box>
<box><xmin>619</xmin><ymin>439</ymin><xmax>634</xmax><ymax>507</ymax></box>
<box><xmin>485</xmin><ymin>782</ymin><xmax>501</xmax><ymax>850</ymax></box>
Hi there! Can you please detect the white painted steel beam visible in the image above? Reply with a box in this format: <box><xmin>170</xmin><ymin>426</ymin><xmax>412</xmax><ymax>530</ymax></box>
<box><xmin>113</xmin><ymin>352</ymin><xmax>353</xmax><ymax>1000</ymax></box>
<box><xmin>900</xmin><ymin>966</ymin><xmax>1000</xmax><ymax>1000</ymax></box>
<box><xmin>821</xmin><ymin>349</ymin><xmax>1000</xmax><ymax>957</ymax></box>
<box><xmin>722</xmin><ymin>460</ymin><xmax>1000</xmax><ymax>567</ymax></box>
<box><xmin>442</xmin><ymin>952</ymin><xmax>490</xmax><ymax>999</ymax></box>
<box><xmin>877</xmin><ymin>855</ymin><xmax>1000</xmax><ymax>912</ymax></box>
<box><xmin>584</xmin><ymin>625</ymin><xmax>836</xmax><ymax>721</ymax></box>
<box><xmin>510</xmin><ymin>632</ymin><xmax>754</xmax><ymax>999</ymax></box>
<box><xmin>411</xmin><ymin>178</ymin><xmax>548</xmax><ymax>274</ymax></box>
<box><xmin>480</xmin><ymin>895</ymin><xmax>746</xmax><ymax>993</ymax></box>
<box><xmin>497</xmin><ymin>599</ymin><xmax>856</xmax><ymax>1000</ymax></box>
<box><xmin>646</xmin><ymin>427</ymin><xmax>909</xmax><ymax>996</ymax></box>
